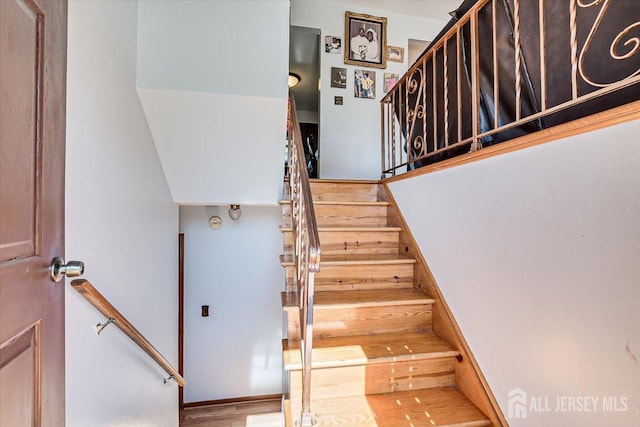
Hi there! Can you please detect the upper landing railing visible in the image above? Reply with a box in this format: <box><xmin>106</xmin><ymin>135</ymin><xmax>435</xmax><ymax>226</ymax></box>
<box><xmin>381</xmin><ymin>0</ymin><xmax>640</xmax><ymax>176</ymax></box>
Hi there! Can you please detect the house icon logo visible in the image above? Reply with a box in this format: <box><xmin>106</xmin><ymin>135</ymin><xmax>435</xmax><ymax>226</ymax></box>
<box><xmin>508</xmin><ymin>388</ymin><xmax>528</xmax><ymax>418</ymax></box>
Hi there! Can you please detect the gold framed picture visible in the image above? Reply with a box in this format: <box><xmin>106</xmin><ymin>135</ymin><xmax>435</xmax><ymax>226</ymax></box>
<box><xmin>344</xmin><ymin>11</ymin><xmax>387</xmax><ymax>69</ymax></box>
<box><xmin>387</xmin><ymin>45</ymin><xmax>405</xmax><ymax>63</ymax></box>
<box><xmin>383</xmin><ymin>73</ymin><xmax>399</xmax><ymax>92</ymax></box>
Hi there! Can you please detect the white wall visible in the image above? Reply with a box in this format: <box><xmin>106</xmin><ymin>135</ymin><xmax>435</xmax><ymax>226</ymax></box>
<box><xmin>179</xmin><ymin>206</ymin><xmax>284</xmax><ymax>402</ymax></box>
<box><xmin>136</xmin><ymin>0</ymin><xmax>290</xmax><ymax>205</ymax></box>
<box><xmin>137</xmin><ymin>89</ymin><xmax>286</xmax><ymax>205</ymax></box>
<box><xmin>135</xmin><ymin>1</ymin><xmax>290</xmax><ymax>404</ymax></box>
<box><xmin>388</xmin><ymin>120</ymin><xmax>640</xmax><ymax>426</ymax></box>
<box><xmin>291</xmin><ymin>0</ymin><xmax>447</xmax><ymax>179</ymax></box>
<box><xmin>66</xmin><ymin>1</ymin><xmax>179</xmax><ymax>426</ymax></box>
<box><xmin>137</xmin><ymin>0</ymin><xmax>288</xmax><ymax>99</ymax></box>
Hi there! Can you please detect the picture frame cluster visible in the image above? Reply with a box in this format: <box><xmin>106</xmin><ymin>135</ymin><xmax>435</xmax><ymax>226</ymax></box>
<box><xmin>325</xmin><ymin>11</ymin><xmax>403</xmax><ymax>101</ymax></box>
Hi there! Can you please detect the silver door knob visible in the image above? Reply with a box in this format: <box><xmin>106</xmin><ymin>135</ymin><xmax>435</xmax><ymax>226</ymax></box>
<box><xmin>49</xmin><ymin>257</ymin><xmax>85</xmax><ymax>282</ymax></box>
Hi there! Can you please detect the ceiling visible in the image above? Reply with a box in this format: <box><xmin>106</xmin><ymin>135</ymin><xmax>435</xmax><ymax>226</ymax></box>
<box><xmin>289</xmin><ymin>1</ymin><xmax>463</xmax><ymax>113</ymax></box>
<box><xmin>346</xmin><ymin>0</ymin><xmax>463</xmax><ymax>22</ymax></box>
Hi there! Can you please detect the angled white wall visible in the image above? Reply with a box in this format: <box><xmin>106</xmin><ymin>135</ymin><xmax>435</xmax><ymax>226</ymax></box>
<box><xmin>136</xmin><ymin>0</ymin><xmax>290</xmax><ymax>205</ymax></box>
<box><xmin>291</xmin><ymin>0</ymin><xmax>447</xmax><ymax>179</ymax></box>
<box><xmin>388</xmin><ymin>120</ymin><xmax>640</xmax><ymax>426</ymax></box>
<box><xmin>137</xmin><ymin>89</ymin><xmax>286</xmax><ymax>205</ymax></box>
<box><xmin>66</xmin><ymin>1</ymin><xmax>179</xmax><ymax>425</ymax></box>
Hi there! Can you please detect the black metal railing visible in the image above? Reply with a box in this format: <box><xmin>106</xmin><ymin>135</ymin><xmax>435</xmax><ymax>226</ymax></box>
<box><xmin>382</xmin><ymin>0</ymin><xmax>640</xmax><ymax>176</ymax></box>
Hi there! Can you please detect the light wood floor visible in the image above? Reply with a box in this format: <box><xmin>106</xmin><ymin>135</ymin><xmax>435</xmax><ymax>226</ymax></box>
<box><xmin>180</xmin><ymin>399</ymin><xmax>283</xmax><ymax>427</ymax></box>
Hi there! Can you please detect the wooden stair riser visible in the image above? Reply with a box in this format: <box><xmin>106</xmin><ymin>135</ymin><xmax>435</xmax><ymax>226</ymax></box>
<box><xmin>365</xmin><ymin>357</ymin><xmax>457</xmax><ymax>394</ymax></box>
<box><xmin>283</xmin><ymin>399</ymin><xmax>293</xmax><ymax>427</ymax></box>
<box><xmin>284</xmin><ymin>267</ymin><xmax>296</xmax><ymax>293</ymax></box>
<box><xmin>281</xmin><ymin>202</ymin><xmax>388</xmax><ymax>228</ymax></box>
<box><xmin>315</xmin><ymin>263</ymin><xmax>414</xmax><ymax>291</ymax></box>
<box><xmin>285</xmin><ymin>305</ymin><xmax>432</xmax><ymax>340</ymax></box>
<box><xmin>289</xmin><ymin>365</ymin><xmax>366</xmax><ymax>401</ymax></box>
<box><xmin>310</xmin><ymin>181</ymin><xmax>379</xmax><ymax>202</ymax></box>
<box><xmin>282</xmin><ymin>260</ymin><xmax>416</xmax><ymax>291</ymax></box>
<box><xmin>282</xmin><ymin>229</ymin><xmax>400</xmax><ymax>255</ymax></box>
<box><xmin>289</xmin><ymin>357</ymin><xmax>456</xmax><ymax>403</ymax></box>
<box><xmin>280</xmin><ymin>202</ymin><xmax>293</xmax><ymax>228</ymax></box>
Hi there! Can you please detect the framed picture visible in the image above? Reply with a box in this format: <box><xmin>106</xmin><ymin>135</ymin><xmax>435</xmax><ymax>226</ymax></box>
<box><xmin>344</xmin><ymin>11</ymin><xmax>387</xmax><ymax>69</ymax></box>
<box><xmin>387</xmin><ymin>45</ymin><xmax>405</xmax><ymax>63</ymax></box>
<box><xmin>325</xmin><ymin>36</ymin><xmax>342</xmax><ymax>54</ymax></box>
<box><xmin>383</xmin><ymin>73</ymin><xmax>399</xmax><ymax>92</ymax></box>
<box><xmin>354</xmin><ymin>69</ymin><xmax>376</xmax><ymax>99</ymax></box>
<box><xmin>331</xmin><ymin>67</ymin><xmax>347</xmax><ymax>88</ymax></box>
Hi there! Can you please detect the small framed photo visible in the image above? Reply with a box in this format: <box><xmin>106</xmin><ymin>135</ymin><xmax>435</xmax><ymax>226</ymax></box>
<box><xmin>325</xmin><ymin>36</ymin><xmax>342</xmax><ymax>54</ymax></box>
<box><xmin>387</xmin><ymin>45</ymin><xmax>405</xmax><ymax>63</ymax></box>
<box><xmin>354</xmin><ymin>69</ymin><xmax>376</xmax><ymax>99</ymax></box>
<box><xmin>331</xmin><ymin>67</ymin><xmax>347</xmax><ymax>88</ymax></box>
<box><xmin>383</xmin><ymin>73</ymin><xmax>399</xmax><ymax>93</ymax></box>
<box><xmin>334</xmin><ymin>96</ymin><xmax>343</xmax><ymax>105</ymax></box>
<box><xmin>344</xmin><ymin>11</ymin><xmax>387</xmax><ymax>69</ymax></box>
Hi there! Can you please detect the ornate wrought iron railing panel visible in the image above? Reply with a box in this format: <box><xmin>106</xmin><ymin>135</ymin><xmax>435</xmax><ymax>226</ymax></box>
<box><xmin>381</xmin><ymin>0</ymin><xmax>640</xmax><ymax>176</ymax></box>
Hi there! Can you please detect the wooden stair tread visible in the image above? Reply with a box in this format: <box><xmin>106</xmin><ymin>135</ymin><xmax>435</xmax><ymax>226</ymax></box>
<box><xmin>280</xmin><ymin>253</ymin><xmax>416</xmax><ymax>266</ymax></box>
<box><xmin>310</xmin><ymin>179</ymin><xmax>380</xmax><ymax>184</ymax></box>
<box><xmin>287</xmin><ymin>388</ymin><xmax>491</xmax><ymax>427</ymax></box>
<box><xmin>282</xmin><ymin>289</ymin><xmax>434</xmax><ymax>310</ymax></box>
<box><xmin>368</xmin><ymin>388</ymin><xmax>492</xmax><ymax>427</ymax></box>
<box><xmin>314</xmin><ymin>289</ymin><xmax>434</xmax><ymax>308</ymax></box>
<box><xmin>283</xmin><ymin>331</ymin><xmax>459</xmax><ymax>370</ymax></box>
<box><xmin>319</xmin><ymin>253</ymin><xmax>415</xmax><ymax>265</ymax></box>
<box><xmin>280</xmin><ymin>200</ymin><xmax>390</xmax><ymax>206</ymax></box>
<box><xmin>280</xmin><ymin>226</ymin><xmax>401</xmax><ymax>232</ymax></box>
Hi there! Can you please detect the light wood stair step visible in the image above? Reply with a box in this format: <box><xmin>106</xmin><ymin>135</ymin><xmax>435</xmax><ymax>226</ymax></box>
<box><xmin>280</xmin><ymin>226</ymin><xmax>402</xmax><ymax>256</ymax></box>
<box><xmin>280</xmin><ymin>200</ymin><xmax>390</xmax><ymax>227</ymax></box>
<box><xmin>283</xmin><ymin>331</ymin><xmax>459</xmax><ymax>370</ymax></box>
<box><xmin>284</xmin><ymin>332</ymin><xmax>459</xmax><ymax>396</ymax></box>
<box><xmin>317</xmin><ymin>254</ymin><xmax>416</xmax><ymax>292</ymax></box>
<box><xmin>309</xmin><ymin>179</ymin><xmax>380</xmax><ymax>202</ymax></box>
<box><xmin>282</xmin><ymin>289</ymin><xmax>434</xmax><ymax>310</ymax></box>
<box><xmin>280</xmin><ymin>226</ymin><xmax>401</xmax><ymax>232</ymax></box>
<box><xmin>315</xmin><ymin>288</ymin><xmax>434</xmax><ymax>308</ymax></box>
<box><xmin>280</xmin><ymin>253</ymin><xmax>417</xmax><ymax>266</ymax></box>
<box><xmin>283</xmin><ymin>289</ymin><xmax>434</xmax><ymax>339</ymax></box>
<box><xmin>281</xmin><ymin>253</ymin><xmax>417</xmax><ymax>292</ymax></box>
<box><xmin>286</xmin><ymin>387</ymin><xmax>492</xmax><ymax>427</ymax></box>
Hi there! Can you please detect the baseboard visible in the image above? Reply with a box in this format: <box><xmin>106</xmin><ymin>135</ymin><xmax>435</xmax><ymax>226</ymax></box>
<box><xmin>183</xmin><ymin>393</ymin><xmax>283</xmax><ymax>409</ymax></box>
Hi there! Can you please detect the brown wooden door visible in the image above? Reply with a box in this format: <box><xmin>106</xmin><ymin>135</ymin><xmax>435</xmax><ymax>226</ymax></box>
<box><xmin>0</xmin><ymin>0</ymin><xmax>67</xmax><ymax>425</ymax></box>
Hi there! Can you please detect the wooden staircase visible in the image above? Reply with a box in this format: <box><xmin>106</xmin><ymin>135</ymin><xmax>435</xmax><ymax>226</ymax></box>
<box><xmin>280</xmin><ymin>180</ymin><xmax>501</xmax><ymax>427</ymax></box>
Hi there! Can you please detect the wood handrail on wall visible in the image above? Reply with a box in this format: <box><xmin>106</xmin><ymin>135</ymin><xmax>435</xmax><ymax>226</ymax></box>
<box><xmin>71</xmin><ymin>279</ymin><xmax>186</xmax><ymax>387</ymax></box>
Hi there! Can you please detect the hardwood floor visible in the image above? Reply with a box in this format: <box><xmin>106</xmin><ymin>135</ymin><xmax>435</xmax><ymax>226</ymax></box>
<box><xmin>180</xmin><ymin>399</ymin><xmax>283</xmax><ymax>427</ymax></box>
